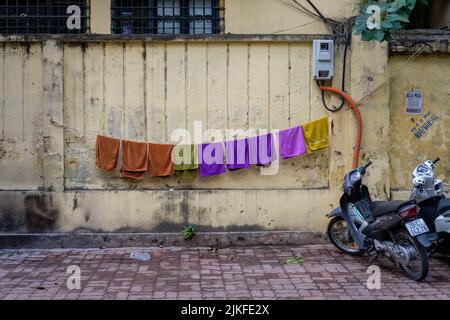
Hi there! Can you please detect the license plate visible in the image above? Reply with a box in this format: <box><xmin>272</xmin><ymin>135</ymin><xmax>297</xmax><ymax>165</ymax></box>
<box><xmin>405</xmin><ymin>218</ymin><xmax>429</xmax><ymax>237</ymax></box>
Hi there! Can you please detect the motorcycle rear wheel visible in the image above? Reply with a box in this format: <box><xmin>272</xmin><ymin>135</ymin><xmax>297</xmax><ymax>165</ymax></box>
<box><xmin>327</xmin><ymin>217</ymin><xmax>364</xmax><ymax>256</ymax></box>
<box><xmin>394</xmin><ymin>229</ymin><xmax>429</xmax><ymax>281</ymax></box>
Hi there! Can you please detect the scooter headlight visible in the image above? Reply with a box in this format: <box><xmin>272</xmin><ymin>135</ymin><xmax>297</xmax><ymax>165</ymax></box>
<box><xmin>416</xmin><ymin>164</ymin><xmax>429</xmax><ymax>174</ymax></box>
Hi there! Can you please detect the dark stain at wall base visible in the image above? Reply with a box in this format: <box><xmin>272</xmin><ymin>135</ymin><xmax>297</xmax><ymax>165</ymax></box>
<box><xmin>73</xmin><ymin>222</ymin><xmax>278</xmax><ymax>235</ymax></box>
<box><xmin>0</xmin><ymin>230</ymin><xmax>328</xmax><ymax>250</ymax></box>
<box><xmin>0</xmin><ymin>210</ymin><xmax>17</xmax><ymax>232</ymax></box>
<box><xmin>0</xmin><ymin>193</ymin><xmax>24</xmax><ymax>232</ymax></box>
<box><xmin>24</xmin><ymin>194</ymin><xmax>59</xmax><ymax>232</ymax></box>
<box><xmin>0</xmin><ymin>193</ymin><xmax>59</xmax><ymax>233</ymax></box>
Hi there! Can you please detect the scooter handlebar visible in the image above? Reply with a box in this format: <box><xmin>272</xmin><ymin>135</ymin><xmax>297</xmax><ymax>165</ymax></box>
<box><xmin>363</xmin><ymin>161</ymin><xmax>373</xmax><ymax>169</ymax></box>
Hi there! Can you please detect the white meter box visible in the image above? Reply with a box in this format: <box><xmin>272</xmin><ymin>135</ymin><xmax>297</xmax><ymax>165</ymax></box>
<box><xmin>312</xmin><ymin>40</ymin><xmax>334</xmax><ymax>80</ymax></box>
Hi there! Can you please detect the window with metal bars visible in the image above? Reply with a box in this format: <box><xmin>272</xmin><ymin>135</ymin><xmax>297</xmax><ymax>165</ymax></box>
<box><xmin>111</xmin><ymin>0</ymin><xmax>223</xmax><ymax>35</ymax></box>
<box><xmin>0</xmin><ymin>0</ymin><xmax>89</xmax><ymax>34</ymax></box>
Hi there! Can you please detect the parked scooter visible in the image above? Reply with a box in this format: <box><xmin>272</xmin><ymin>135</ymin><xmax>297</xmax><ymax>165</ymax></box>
<box><xmin>409</xmin><ymin>158</ymin><xmax>450</xmax><ymax>256</ymax></box>
<box><xmin>327</xmin><ymin>161</ymin><xmax>430</xmax><ymax>281</ymax></box>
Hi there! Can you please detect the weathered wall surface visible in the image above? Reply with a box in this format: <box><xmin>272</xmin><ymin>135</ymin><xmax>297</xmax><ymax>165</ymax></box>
<box><xmin>62</xmin><ymin>41</ymin><xmax>329</xmax><ymax>191</ymax></box>
<box><xmin>0</xmin><ymin>38</ymin><xmax>344</xmax><ymax>234</ymax></box>
<box><xmin>0</xmin><ymin>0</ymin><xmax>426</xmax><ymax>236</ymax></box>
<box><xmin>389</xmin><ymin>55</ymin><xmax>450</xmax><ymax>197</ymax></box>
<box><xmin>0</xmin><ymin>35</ymin><xmax>395</xmax><ymax>234</ymax></box>
<box><xmin>0</xmin><ymin>43</ymin><xmax>44</xmax><ymax>191</ymax></box>
<box><xmin>89</xmin><ymin>0</ymin><xmax>356</xmax><ymax>35</ymax></box>
<box><xmin>225</xmin><ymin>0</ymin><xmax>356</xmax><ymax>34</ymax></box>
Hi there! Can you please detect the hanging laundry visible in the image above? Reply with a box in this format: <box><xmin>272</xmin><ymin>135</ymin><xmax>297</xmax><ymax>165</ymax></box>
<box><xmin>198</xmin><ymin>142</ymin><xmax>226</xmax><ymax>177</ymax></box>
<box><xmin>121</xmin><ymin>139</ymin><xmax>148</xmax><ymax>180</ymax></box>
<box><xmin>175</xmin><ymin>169</ymin><xmax>198</xmax><ymax>179</ymax></box>
<box><xmin>225</xmin><ymin>138</ymin><xmax>250</xmax><ymax>171</ymax></box>
<box><xmin>248</xmin><ymin>133</ymin><xmax>273</xmax><ymax>166</ymax></box>
<box><xmin>147</xmin><ymin>143</ymin><xmax>175</xmax><ymax>177</ymax></box>
<box><xmin>173</xmin><ymin>144</ymin><xmax>198</xmax><ymax>179</ymax></box>
<box><xmin>278</xmin><ymin>125</ymin><xmax>307</xmax><ymax>159</ymax></box>
<box><xmin>301</xmin><ymin>117</ymin><xmax>329</xmax><ymax>153</ymax></box>
<box><xmin>95</xmin><ymin>135</ymin><xmax>120</xmax><ymax>171</ymax></box>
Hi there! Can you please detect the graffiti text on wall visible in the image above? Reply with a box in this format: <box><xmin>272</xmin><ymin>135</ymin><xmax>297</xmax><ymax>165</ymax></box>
<box><xmin>410</xmin><ymin>111</ymin><xmax>439</xmax><ymax>139</ymax></box>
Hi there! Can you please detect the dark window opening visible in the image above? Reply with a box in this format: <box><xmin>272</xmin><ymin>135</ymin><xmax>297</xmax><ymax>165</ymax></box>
<box><xmin>111</xmin><ymin>0</ymin><xmax>224</xmax><ymax>35</ymax></box>
<box><xmin>407</xmin><ymin>0</ymin><xmax>450</xmax><ymax>30</ymax></box>
<box><xmin>0</xmin><ymin>0</ymin><xmax>89</xmax><ymax>34</ymax></box>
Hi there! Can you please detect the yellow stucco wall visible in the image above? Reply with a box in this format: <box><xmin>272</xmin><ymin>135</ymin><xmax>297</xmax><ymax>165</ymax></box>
<box><xmin>2</xmin><ymin>1</ymin><xmax>447</xmax><ymax>235</ymax></box>
<box><xmin>389</xmin><ymin>55</ymin><xmax>450</xmax><ymax>193</ymax></box>
<box><xmin>225</xmin><ymin>0</ymin><xmax>356</xmax><ymax>34</ymax></box>
<box><xmin>0</xmin><ymin>36</ymin><xmax>392</xmax><ymax>233</ymax></box>
<box><xmin>90</xmin><ymin>0</ymin><xmax>111</xmax><ymax>34</ymax></box>
<box><xmin>62</xmin><ymin>41</ymin><xmax>328</xmax><ymax>191</ymax></box>
<box><xmin>88</xmin><ymin>0</ymin><xmax>356</xmax><ymax>35</ymax></box>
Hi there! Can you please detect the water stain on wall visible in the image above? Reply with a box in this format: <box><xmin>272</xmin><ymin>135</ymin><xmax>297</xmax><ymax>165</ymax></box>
<box><xmin>24</xmin><ymin>194</ymin><xmax>59</xmax><ymax>232</ymax></box>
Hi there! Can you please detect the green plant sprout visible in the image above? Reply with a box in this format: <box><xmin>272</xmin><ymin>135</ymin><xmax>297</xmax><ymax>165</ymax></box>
<box><xmin>182</xmin><ymin>224</ymin><xmax>196</xmax><ymax>240</ymax></box>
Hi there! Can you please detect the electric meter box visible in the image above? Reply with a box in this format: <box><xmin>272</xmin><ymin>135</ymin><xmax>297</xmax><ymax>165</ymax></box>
<box><xmin>312</xmin><ymin>40</ymin><xmax>334</xmax><ymax>80</ymax></box>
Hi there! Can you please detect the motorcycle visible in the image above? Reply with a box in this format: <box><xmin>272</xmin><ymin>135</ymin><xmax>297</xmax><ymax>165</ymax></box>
<box><xmin>327</xmin><ymin>161</ymin><xmax>430</xmax><ymax>281</ymax></box>
<box><xmin>410</xmin><ymin>158</ymin><xmax>450</xmax><ymax>256</ymax></box>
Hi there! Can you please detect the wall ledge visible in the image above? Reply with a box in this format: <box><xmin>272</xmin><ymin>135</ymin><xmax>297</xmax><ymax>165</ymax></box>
<box><xmin>0</xmin><ymin>33</ymin><xmax>333</xmax><ymax>43</ymax></box>
<box><xmin>390</xmin><ymin>29</ymin><xmax>450</xmax><ymax>55</ymax></box>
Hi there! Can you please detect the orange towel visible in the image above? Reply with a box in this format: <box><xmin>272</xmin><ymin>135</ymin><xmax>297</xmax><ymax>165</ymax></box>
<box><xmin>147</xmin><ymin>143</ymin><xmax>175</xmax><ymax>177</ymax></box>
<box><xmin>121</xmin><ymin>139</ymin><xmax>148</xmax><ymax>180</ymax></box>
<box><xmin>96</xmin><ymin>135</ymin><xmax>120</xmax><ymax>171</ymax></box>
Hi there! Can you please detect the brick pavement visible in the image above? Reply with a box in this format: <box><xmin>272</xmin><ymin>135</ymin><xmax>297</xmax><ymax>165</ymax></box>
<box><xmin>0</xmin><ymin>245</ymin><xmax>448</xmax><ymax>300</ymax></box>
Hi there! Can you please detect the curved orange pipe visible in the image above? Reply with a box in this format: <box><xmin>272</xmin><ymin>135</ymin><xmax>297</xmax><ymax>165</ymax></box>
<box><xmin>319</xmin><ymin>86</ymin><xmax>363</xmax><ymax>169</ymax></box>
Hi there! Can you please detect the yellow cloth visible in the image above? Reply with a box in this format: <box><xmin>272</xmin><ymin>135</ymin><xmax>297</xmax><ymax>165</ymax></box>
<box><xmin>302</xmin><ymin>117</ymin><xmax>329</xmax><ymax>153</ymax></box>
<box><xmin>172</xmin><ymin>144</ymin><xmax>198</xmax><ymax>179</ymax></box>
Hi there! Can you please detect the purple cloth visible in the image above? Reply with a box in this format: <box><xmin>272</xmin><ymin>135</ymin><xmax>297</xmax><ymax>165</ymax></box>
<box><xmin>198</xmin><ymin>142</ymin><xmax>226</xmax><ymax>177</ymax></box>
<box><xmin>248</xmin><ymin>133</ymin><xmax>273</xmax><ymax>166</ymax></box>
<box><xmin>278</xmin><ymin>125</ymin><xmax>307</xmax><ymax>159</ymax></box>
<box><xmin>225</xmin><ymin>138</ymin><xmax>250</xmax><ymax>171</ymax></box>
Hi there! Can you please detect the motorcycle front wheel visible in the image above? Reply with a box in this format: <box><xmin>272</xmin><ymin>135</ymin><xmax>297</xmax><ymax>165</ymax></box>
<box><xmin>394</xmin><ymin>229</ymin><xmax>429</xmax><ymax>281</ymax></box>
<box><xmin>327</xmin><ymin>217</ymin><xmax>364</xmax><ymax>256</ymax></box>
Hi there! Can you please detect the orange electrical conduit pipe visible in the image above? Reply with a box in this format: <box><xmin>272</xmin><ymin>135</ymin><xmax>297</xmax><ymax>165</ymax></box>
<box><xmin>318</xmin><ymin>86</ymin><xmax>363</xmax><ymax>169</ymax></box>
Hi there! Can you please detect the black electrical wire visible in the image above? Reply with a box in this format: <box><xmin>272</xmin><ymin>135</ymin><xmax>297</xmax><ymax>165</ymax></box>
<box><xmin>305</xmin><ymin>0</ymin><xmax>326</xmax><ymax>20</ymax></box>
<box><xmin>316</xmin><ymin>31</ymin><xmax>350</xmax><ymax>112</ymax></box>
<box><xmin>302</xmin><ymin>0</ymin><xmax>350</xmax><ymax>112</ymax></box>
<box><xmin>286</xmin><ymin>0</ymin><xmax>323</xmax><ymax>20</ymax></box>
<box><xmin>304</xmin><ymin>0</ymin><xmax>340</xmax><ymax>33</ymax></box>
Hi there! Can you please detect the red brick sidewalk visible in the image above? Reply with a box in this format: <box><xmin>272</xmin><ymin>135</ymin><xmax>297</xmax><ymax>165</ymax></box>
<box><xmin>0</xmin><ymin>245</ymin><xmax>448</xmax><ymax>300</ymax></box>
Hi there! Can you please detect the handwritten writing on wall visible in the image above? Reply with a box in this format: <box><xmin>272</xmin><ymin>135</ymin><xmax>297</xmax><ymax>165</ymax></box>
<box><xmin>410</xmin><ymin>111</ymin><xmax>439</xmax><ymax>139</ymax></box>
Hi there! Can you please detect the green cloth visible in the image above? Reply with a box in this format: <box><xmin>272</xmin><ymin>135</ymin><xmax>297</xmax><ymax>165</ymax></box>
<box><xmin>173</xmin><ymin>144</ymin><xmax>198</xmax><ymax>179</ymax></box>
<box><xmin>175</xmin><ymin>169</ymin><xmax>198</xmax><ymax>179</ymax></box>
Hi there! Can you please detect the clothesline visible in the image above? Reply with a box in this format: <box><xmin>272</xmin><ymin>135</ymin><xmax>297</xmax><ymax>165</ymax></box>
<box><xmin>50</xmin><ymin>117</ymin><xmax>100</xmax><ymax>137</ymax></box>
<box><xmin>50</xmin><ymin>117</ymin><xmax>316</xmax><ymax>143</ymax></box>
<box><xmin>50</xmin><ymin>117</ymin><xmax>281</xmax><ymax>142</ymax></box>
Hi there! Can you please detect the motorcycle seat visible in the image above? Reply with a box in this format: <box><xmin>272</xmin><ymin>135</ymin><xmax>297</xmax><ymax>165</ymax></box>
<box><xmin>370</xmin><ymin>200</ymin><xmax>406</xmax><ymax>217</ymax></box>
<box><xmin>437</xmin><ymin>198</ymin><xmax>450</xmax><ymax>215</ymax></box>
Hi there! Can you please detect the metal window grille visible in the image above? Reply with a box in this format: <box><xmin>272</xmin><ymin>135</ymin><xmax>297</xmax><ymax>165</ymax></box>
<box><xmin>111</xmin><ymin>0</ymin><xmax>224</xmax><ymax>35</ymax></box>
<box><xmin>0</xmin><ymin>0</ymin><xmax>89</xmax><ymax>34</ymax></box>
